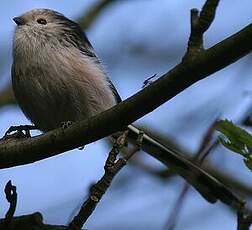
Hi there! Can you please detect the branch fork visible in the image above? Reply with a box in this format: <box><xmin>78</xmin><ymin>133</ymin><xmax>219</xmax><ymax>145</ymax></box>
<box><xmin>183</xmin><ymin>0</ymin><xmax>220</xmax><ymax>61</ymax></box>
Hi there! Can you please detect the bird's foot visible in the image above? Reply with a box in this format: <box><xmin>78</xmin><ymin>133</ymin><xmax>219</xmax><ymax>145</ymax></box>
<box><xmin>3</xmin><ymin>125</ymin><xmax>37</xmax><ymax>139</ymax></box>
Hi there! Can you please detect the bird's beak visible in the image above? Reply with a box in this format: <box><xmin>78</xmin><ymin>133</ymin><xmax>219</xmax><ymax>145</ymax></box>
<box><xmin>13</xmin><ymin>17</ymin><xmax>25</xmax><ymax>26</ymax></box>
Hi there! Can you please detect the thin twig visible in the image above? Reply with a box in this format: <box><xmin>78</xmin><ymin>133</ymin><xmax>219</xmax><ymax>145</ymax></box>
<box><xmin>1</xmin><ymin>22</ymin><xmax>252</xmax><ymax>172</ymax></box>
<box><xmin>0</xmin><ymin>0</ymin><xmax>250</xmax><ymax>215</ymax></box>
<box><xmin>237</xmin><ymin>204</ymin><xmax>252</xmax><ymax>230</ymax></box>
<box><xmin>4</xmin><ymin>180</ymin><xmax>17</xmax><ymax>228</ymax></box>
<box><xmin>165</xmin><ymin>184</ymin><xmax>191</xmax><ymax>230</ymax></box>
<box><xmin>183</xmin><ymin>0</ymin><xmax>220</xmax><ymax>61</ymax></box>
<box><xmin>165</xmin><ymin>120</ymin><xmax>217</xmax><ymax>230</ymax></box>
<box><xmin>69</xmin><ymin>131</ymin><xmax>143</xmax><ymax>229</ymax></box>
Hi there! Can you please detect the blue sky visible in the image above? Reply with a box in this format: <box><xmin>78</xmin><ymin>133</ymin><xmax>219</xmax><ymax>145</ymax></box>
<box><xmin>0</xmin><ymin>1</ymin><xmax>252</xmax><ymax>229</ymax></box>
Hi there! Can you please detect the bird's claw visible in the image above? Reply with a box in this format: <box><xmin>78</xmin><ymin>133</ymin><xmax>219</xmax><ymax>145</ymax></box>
<box><xmin>3</xmin><ymin>125</ymin><xmax>36</xmax><ymax>139</ymax></box>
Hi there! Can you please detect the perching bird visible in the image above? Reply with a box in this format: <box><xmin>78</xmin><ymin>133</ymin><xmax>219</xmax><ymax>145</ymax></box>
<box><xmin>11</xmin><ymin>9</ymin><xmax>238</xmax><ymax>206</ymax></box>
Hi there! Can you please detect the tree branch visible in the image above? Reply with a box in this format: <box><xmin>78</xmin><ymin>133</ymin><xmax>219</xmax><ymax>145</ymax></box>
<box><xmin>0</xmin><ymin>1</ymin><xmax>251</xmax><ymax>210</ymax></box>
<box><xmin>1</xmin><ymin>1</ymin><xmax>251</xmax><ymax>228</ymax></box>
<box><xmin>0</xmin><ymin>22</ymin><xmax>252</xmax><ymax>169</ymax></box>
<box><xmin>183</xmin><ymin>0</ymin><xmax>220</xmax><ymax>60</ymax></box>
<box><xmin>3</xmin><ymin>180</ymin><xmax>17</xmax><ymax>229</ymax></box>
<box><xmin>0</xmin><ymin>212</ymin><xmax>69</xmax><ymax>230</ymax></box>
<box><xmin>0</xmin><ymin>132</ymin><xmax>142</xmax><ymax>230</ymax></box>
<box><xmin>237</xmin><ymin>205</ymin><xmax>252</xmax><ymax>230</ymax></box>
<box><xmin>165</xmin><ymin>120</ymin><xmax>217</xmax><ymax>230</ymax></box>
<box><xmin>69</xmin><ymin>131</ymin><xmax>142</xmax><ymax>229</ymax></box>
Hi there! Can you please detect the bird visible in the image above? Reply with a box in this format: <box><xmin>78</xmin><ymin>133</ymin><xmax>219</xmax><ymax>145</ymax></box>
<box><xmin>11</xmin><ymin>8</ymin><xmax>239</xmax><ymax>206</ymax></box>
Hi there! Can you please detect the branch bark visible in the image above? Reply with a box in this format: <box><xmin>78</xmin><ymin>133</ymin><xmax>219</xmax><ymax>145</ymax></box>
<box><xmin>0</xmin><ymin>212</ymin><xmax>69</xmax><ymax>230</ymax></box>
<box><xmin>183</xmin><ymin>0</ymin><xmax>220</xmax><ymax>60</ymax></box>
<box><xmin>3</xmin><ymin>180</ymin><xmax>17</xmax><ymax>229</ymax></box>
<box><xmin>0</xmin><ymin>132</ymin><xmax>141</xmax><ymax>230</ymax></box>
<box><xmin>0</xmin><ymin>23</ymin><xmax>252</xmax><ymax>169</ymax></box>
<box><xmin>1</xmin><ymin>1</ymin><xmax>252</xmax><ymax>229</ymax></box>
<box><xmin>69</xmin><ymin>131</ymin><xmax>141</xmax><ymax>229</ymax></box>
<box><xmin>237</xmin><ymin>205</ymin><xmax>252</xmax><ymax>230</ymax></box>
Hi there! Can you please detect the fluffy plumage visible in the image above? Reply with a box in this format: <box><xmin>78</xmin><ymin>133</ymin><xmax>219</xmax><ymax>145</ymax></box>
<box><xmin>12</xmin><ymin>9</ymin><xmax>118</xmax><ymax>131</ymax></box>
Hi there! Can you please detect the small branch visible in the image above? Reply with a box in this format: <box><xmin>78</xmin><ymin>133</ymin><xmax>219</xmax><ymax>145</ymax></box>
<box><xmin>1</xmin><ymin>22</ymin><xmax>252</xmax><ymax>170</ymax></box>
<box><xmin>69</xmin><ymin>131</ymin><xmax>142</xmax><ymax>229</ymax></box>
<box><xmin>237</xmin><ymin>205</ymin><xmax>252</xmax><ymax>230</ymax></box>
<box><xmin>183</xmin><ymin>0</ymin><xmax>220</xmax><ymax>61</ymax></box>
<box><xmin>165</xmin><ymin>120</ymin><xmax>217</xmax><ymax>230</ymax></box>
<box><xmin>132</xmin><ymin>139</ymin><xmax>252</xmax><ymax>198</ymax></box>
<box><xmin>0</xmin><ymin>212</ymin><xmax>70</xmax><ymax>230</ymax></box>
<box><xmin>4</xmin><ymin>180</ymin><xmax>17</xmax><ymax>228</ymax></box>
<box><xmin>77</xmin><ymin>0</ymin><xmax>117</xmax><ymax>29</ymax></box>
<box><xmin>0</xmin><ymin>0</ymin><xmax>251</xmax><ymax>214</ymax></box>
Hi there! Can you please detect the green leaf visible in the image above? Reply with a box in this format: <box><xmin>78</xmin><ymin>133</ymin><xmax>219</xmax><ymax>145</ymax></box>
<box><xmin>216</xmin><ymin>119</ymin><xmax>252</xmax><ymax>172</ymax></box>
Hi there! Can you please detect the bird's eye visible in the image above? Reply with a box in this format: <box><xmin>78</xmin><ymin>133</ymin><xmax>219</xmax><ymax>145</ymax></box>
<box><xmin>37</xmin><ymin>18</ymin><xmax>47</xmax><ymax>25</ymax></box>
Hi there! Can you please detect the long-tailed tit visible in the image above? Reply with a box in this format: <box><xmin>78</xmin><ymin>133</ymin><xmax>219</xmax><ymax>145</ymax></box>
<box><xmin>11</xmin><ymin>9</ymin><xmax>236</xmax><ymax>205</ymax></box>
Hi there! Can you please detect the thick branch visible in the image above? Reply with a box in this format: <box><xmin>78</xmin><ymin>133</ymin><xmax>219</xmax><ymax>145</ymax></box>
<box><xmin>0</xmin><ymin>23</ymin><xmax>252</xmax><ymax>169</ymax></box>
<box><xmin>0</xmin><ymin>132</ymin><xmax>139</xmax><ymax>230</ymax></box>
